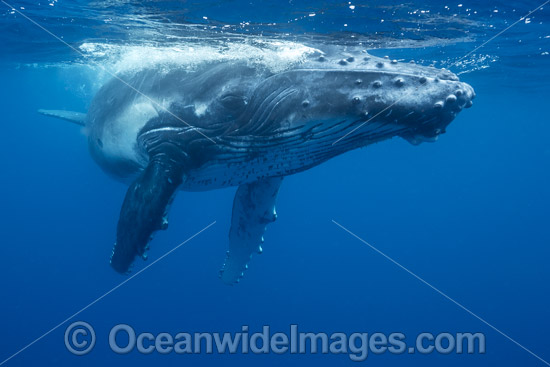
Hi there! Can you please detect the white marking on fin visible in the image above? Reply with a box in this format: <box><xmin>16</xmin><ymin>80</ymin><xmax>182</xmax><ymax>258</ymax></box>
<box><xmin>220</xmin><ymin>177</ymin><xmax>284</xmax><ymax>284</ymax></box>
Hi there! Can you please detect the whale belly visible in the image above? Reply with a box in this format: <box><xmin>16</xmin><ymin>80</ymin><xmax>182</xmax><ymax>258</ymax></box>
<box><xmin>182</xmin><ymin>118</ymin><xmax>405</xmax><ymax>191</ymax></box>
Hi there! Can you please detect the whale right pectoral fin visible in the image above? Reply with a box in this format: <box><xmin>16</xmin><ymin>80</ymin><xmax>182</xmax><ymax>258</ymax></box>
<box><xmin>220</xmin><ymin>176</ymin><xmax>284</xmax><ymax>284</ymax></box>
<box><xmin>110</xmin><ymin>142</ymin><xmax>187</xmax><ymax>274</ymax></box>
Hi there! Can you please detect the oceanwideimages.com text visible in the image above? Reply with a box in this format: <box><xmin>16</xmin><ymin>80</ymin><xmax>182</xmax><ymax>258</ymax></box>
<box><xmin>65</xmin><ymin>322</ymin><xmax>486</xmax><ymax>361</ymax></box>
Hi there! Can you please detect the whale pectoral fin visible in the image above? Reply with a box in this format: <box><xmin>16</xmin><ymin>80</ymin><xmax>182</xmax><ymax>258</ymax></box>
<box><xmin>110</xmin><ymin>142</ymin><xmax>187</xmax><ymax>274</ymax></box>
<box><xmin>220</xmin><ymin>176</ymin><xmax>284</xmax><ymax>284</ymax></box>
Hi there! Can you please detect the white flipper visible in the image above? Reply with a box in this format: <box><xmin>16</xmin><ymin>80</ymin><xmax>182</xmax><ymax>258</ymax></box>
<box><xmin>38</xmin><ymin>109</ymin><xmax>87</xmax><ymax>126</ymax></box>
<box><xmin>220</xmin><ymin>177</ymin><xmax>284</xmax><ymax>284</ymax></box>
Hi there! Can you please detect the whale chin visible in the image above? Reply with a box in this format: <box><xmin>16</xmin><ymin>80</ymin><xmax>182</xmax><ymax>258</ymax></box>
<box><xmin>401</xmin><ymin>132</ymin><xmax>440</xmax><ymax>145</ymax></box>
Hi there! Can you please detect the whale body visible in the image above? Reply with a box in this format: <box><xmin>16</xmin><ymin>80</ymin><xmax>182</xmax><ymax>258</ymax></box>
<box><xmin>41</xmin><ymin>49</ymin><xmax>475</xmax><ymax>284</ymax></box>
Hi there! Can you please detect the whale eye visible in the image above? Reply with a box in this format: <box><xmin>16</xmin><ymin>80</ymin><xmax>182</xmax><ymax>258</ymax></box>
<box><xmin>220</xmin><ymin>94</ymin><xmax>247</xmax><ymax>111</ymax></box>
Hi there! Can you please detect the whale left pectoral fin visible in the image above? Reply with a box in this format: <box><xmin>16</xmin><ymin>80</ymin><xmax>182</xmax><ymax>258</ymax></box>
<box><xmin>110</xmin><ymin>143</ymin><xmax>187</xmax><ymax>274</ymax></box>
<box><xmin>220</xmin><ymin>176</ymin><xmax>284</xmax><ymax>284</ymax></box>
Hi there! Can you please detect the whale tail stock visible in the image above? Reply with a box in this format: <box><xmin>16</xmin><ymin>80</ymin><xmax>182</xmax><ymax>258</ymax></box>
<box><xmin>38</xmin><ymin>109</ymin><xmax>87</xmax><ymax>126</ymax></box>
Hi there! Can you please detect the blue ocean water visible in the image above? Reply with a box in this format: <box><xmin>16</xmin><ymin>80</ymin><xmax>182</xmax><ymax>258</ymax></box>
<box><xmin>0</xmin><ymin>1</ymin><xmax>549</xmax><ymax>366</ymax></box>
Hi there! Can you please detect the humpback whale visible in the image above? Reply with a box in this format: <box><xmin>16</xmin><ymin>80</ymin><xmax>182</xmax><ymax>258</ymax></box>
<box><xmin>40</xmin><ymin>49</ymin><xmax>475</xmax><ymax>284</ymax></box>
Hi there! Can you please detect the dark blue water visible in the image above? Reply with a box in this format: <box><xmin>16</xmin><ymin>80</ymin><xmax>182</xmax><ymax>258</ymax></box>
<box><xmin>1</xmin><ymin>1</ymin><xmax>549</xmax><ymax>366</ymax></box>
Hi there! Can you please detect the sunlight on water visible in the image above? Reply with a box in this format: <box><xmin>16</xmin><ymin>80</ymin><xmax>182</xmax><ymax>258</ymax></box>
<box><xmin>79</xmin><ymin>40</ymin><xmax>320</xmax><ymax>76</ymax></box>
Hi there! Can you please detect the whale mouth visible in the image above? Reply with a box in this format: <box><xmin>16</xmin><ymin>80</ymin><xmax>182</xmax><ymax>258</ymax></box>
<box><xmin>400</xmin><ymin>130</ymin><xmax>443</xmax><ymax>145</ymax></box>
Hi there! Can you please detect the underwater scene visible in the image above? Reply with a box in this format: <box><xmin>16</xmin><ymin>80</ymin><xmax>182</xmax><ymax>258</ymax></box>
<box><xmin>0</xmin><ymin>0</ymin><xmax>549</xmax><ymax>366</ymax></box>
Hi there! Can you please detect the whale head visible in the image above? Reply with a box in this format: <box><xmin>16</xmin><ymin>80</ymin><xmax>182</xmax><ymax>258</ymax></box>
<box><xmin>246</xmin><ymin>53</ymin><xmax>475</xmax><ymax>148</ymax></box>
